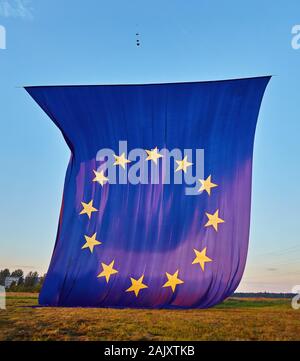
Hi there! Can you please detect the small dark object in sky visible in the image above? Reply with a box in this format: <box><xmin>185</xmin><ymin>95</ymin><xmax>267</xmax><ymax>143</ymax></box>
<box><xmin>135</xmin><ymin>30</ymin><xmax>140</xmax><ymax>46</ymax></box>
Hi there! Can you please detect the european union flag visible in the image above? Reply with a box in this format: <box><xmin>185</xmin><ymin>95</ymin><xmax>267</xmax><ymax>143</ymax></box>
<box><xmin>25</xmin><ymin>77</ymin><xmax>270</xmax><ymax>308</ymax></box>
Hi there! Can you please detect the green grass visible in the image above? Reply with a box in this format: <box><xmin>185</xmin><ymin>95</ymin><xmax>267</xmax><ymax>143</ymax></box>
<box><xmin>214</xmin><ymin>297</ymin><xmax>288</xmax><ymax>308</ymax></box>
<box><xmin>0</xmin><ymin>293</ymin><xmax>299</xmax><ymax>341</ymax></box>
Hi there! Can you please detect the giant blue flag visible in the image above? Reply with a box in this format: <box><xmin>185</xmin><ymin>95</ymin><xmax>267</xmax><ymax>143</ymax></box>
<box><xmin>25</xmin><ymin>77</ymin><xmax>270</xmax><ymax>308</ymax></box>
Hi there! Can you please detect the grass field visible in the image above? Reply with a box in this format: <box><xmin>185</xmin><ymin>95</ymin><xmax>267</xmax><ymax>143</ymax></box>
<box><xmin>0</xmin><ymin>293</ymin><xmax>299</xmax><ymax>341</ymax></box>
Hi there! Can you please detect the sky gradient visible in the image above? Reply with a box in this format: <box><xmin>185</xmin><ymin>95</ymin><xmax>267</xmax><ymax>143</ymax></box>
<box><xmin>0</xmin><ymin>0</ymin><xmax>299</xmax><ymax>292</ymax></box>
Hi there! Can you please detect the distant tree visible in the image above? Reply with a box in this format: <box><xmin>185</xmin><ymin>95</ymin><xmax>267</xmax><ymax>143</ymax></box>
<box><xmin>24</xmin><ymin>271</ymin><xmax>39</xmax><ymax>289</ymax></box>
<box><xmin>5</xmin><ymin>270</ymin><xmax>46</xmax><ymax>293</ymax></box>
<box><xmin>11</xmin><ymin>269</ymin><xmax>23</xmax><ymax>278</ymax></box>
<box><xmin>18</xmin><ymin>276</ymin><xmax>24</xmax><ymax>286</ymax></box>
<box><xmin>39</xmin><ymin>274</ymin><xmax>46</xmax><ymax>285</ymax></box>
<box><xmin>0</xmin><ymin>269</ymin><xmax>10</xmax><ymax>285</ymax></box>
<box><xmin>7</xmin><ymin>269</ymin><xmax>24</xmax><ymax>288</ymax></box>
<box><xmin>35</xmin><ymin>273</ymin><xmax>46</xmax><ymax>292</ymax></box>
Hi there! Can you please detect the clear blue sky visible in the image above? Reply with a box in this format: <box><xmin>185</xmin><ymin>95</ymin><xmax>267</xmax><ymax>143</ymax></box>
<box><xmin>0</xmin><ymin>0</ymin><xmax>299</xmax><ymax>292</ymax></box>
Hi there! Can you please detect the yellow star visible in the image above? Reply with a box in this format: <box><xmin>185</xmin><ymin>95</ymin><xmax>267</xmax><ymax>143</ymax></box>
<box><xmin>97</xmin><ymin>260</ymin><xmax>118</xmax><ymax>282</ymax></box>
<box><xmin>79</xmin><ymin>200</ymin><xmax>98</xmax><ymax>219</ymax></box>
<box><xmin>113</xmin><ymin>153</ymin><xmax>131</xmax><ymax>169</ymax></box>
<box><xmin>125</xmin><ymin>275</ymin><xmax>148</xmax><ymax>297</ymax></box>
<box><xmin>81</xmin><ymin>232</ymin><xmax>101</xmax><ymax>253</ymax></box>
<box><xmin>198</xmin><ymin>175</ymin><xmax>218</xmax><ymax>195</ymax></box>
<box><xmin>162</xmin><ymin>270</ymin><xmax>184</xmax><ymax>292</ymax></box>
<box><xmin>205</xmin><ymin>209</ymin><xmax>225</xmax><ymax>231</ymax></box>
<box><xmin>175</xmin><ymin>155</ymin><xmax>193</xmax><ymax>173</ymax></box>
<box><xmin>93</xmin><ymin>170</ymin><xmax>109</xmax><ymax>186</ymax></box>
<box><xmin>192</xmin><ymin>247</ymin><xmax>212</xmax><ymax>271</ymax></box>
<box><xmin>145</xmin><ymin>147</ymin><xmax>163</xmax><ymax>164</ymax></box>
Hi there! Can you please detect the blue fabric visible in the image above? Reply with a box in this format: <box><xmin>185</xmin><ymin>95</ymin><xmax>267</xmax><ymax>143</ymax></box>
<box><xmin>25</xmin><ymin>77</ymin><xmax>270</xmax><ymax>308</ymax></box>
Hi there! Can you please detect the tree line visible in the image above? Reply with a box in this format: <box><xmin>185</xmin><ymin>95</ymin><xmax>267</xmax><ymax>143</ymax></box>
<box><xmin>0</xmin><ymin>269</ymin><xmax>45</xmax><ymax>292</ymax></box>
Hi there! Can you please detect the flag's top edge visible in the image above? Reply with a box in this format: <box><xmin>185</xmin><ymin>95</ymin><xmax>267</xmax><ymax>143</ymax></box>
<box><xmin>22</xmin><ymin>75</ymin><xmax>272</xmax><ymax>89</ymax></box>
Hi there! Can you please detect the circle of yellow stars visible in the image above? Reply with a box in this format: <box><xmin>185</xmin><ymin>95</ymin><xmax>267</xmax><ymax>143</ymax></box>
<box><xmin>79</xmin><ymin>147</ymin><xmax>224</xmax><ymax>298</ymax></box>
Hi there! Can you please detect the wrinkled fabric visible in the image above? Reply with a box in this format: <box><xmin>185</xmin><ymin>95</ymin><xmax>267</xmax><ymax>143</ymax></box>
<box><xmin>25</xmin><ymin>77</ymin><xmax>270</xmax><ymax>308</ymax></box>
